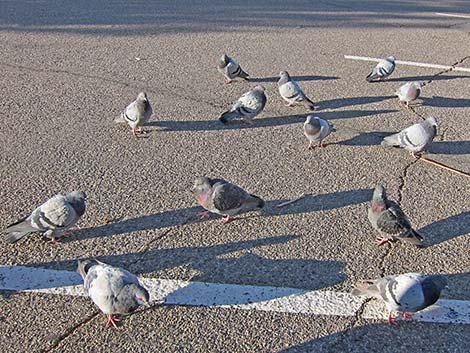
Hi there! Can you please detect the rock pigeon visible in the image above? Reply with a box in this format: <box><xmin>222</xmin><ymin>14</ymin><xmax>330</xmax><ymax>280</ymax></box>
<box><xmin>366</xmin><ymin>56</ymin><xmax>396</xmax><ymax>82</ymax></box>
<box><xmin>77</xmin><ymin>259</ymin><xmax>150</xmax><ymax>328</ymax></box>
<box><xmin>217</xmin><ymin>54</ymin><xmax>249</xmax><ymax>84</ymax></box>
<box><xmin>4</xmin><ymin>191</ymin><xmax>87</xmax><ymax>243</ymax></box>
<box><xmin>381</xmin><ymin>117</ymin><xmax>437</xmax><ymax>158</ymax></box>
<box><xmin>368</xmin><ymin>184</ymin><xmax>423</xmax><ymax>247</ymax></box>
<box><xmin>219</xmin><ymin>86</ymin><xmax>266</xmax><ymax>124</ymax></box>
<box><xmin>303</xmin><ymin>115</ymin><xmax>334</xmax><ymax>149</ymax></box>
<box><xmin>278</xmin><ymin>71</ymin><xmax>315</xmax><ymax>111</ymax></box>
<box><xmin>193</xmin><ymin>177</ymin><xmax>265</xmax><ymax>223</ymax></box>
<box><xmin>352</xmin><ymin>273</ymin><xmax>448</xmax><ymax>324</ymax></box>
<box><xmin>396</xmin><ymin>82</ymin><xmax>422</xmax><ymax>107</ymax></box>
<box><xmin>114</xmin><ymin>92</ymin><xmax>153</xmax><ymax>136</ymax></box>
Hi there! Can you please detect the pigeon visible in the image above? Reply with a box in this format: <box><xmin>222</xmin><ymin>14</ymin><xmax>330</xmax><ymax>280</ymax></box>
<box><xmin>77</xmin><ymin>259</ymin><xmax>150</xmax><ymax>328</ymax></box>
<box><xmin>381</xmin><ymin>117</ymin><xmax>437</xmax><ymax>158</ymax></box>
<box><xmin>366</xmin><ymin>56</ymin><xmax>396</xmax><ymax>82</ymax></box>
<box><xmin>219</xmin><ymin>86</ymin><xmax>266</xmax><ymax>124</ymax></box>
<box><xmin>278</xmin><ymin>71</ymin><xmax>315</xmax><ymax>111</ymax></box>
<box><xmin>193</xmin><ymin>177</ymin><xmax>265</xmax><ymax>223</ymax></box>
<box><xmin>217</xmin><ymin>54</ymin><xmax>249</xmax><ymax>84</ymax></box>
<box><xmin>303</xmin><ymin>115</ymin><xmax>334</xmax><ymax>149</ymax></box>
<box><xmin>114</xmin><ymin>92</ymin><xmax>153</xmax><ymax>136</ymax></box>
<box><xmin>4</xmin><ymin>191</ymin><xmax>87</xmax><ymax>243</ymax></box>
<box><xmin>396</xmin><ymin>82</ymin><xmax>422</xmax><ymax>107</ymax></box>
<box><xmin>368</xmin><ymin>184</ymin><xmax>423</xmax><ymax>247</ymax></box>
<box><xmin>352</xmin><ymin>273</ymin><xmax>448</xmax><ymax>324</ymax></box>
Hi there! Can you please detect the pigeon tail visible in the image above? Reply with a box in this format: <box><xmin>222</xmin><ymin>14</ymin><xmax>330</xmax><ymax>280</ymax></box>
<box><xmin>381</xmin><ymin>133</ymin><xmax>400</xmax><ymax>147</ymax></box>
<box><xmin>351</xmin><ymin>280</ymin><xmax>381</xmax><ymax>297</ymax></box>
<box><xmin>239</xmin><ymin>68</ymin><xmax>250</xmax><ymax>80</ymax></box>
<box><xmin>400</xmin><ymin>229</ymin><xmax>424</xmax><ymax>247</ymax></box>
<box><xmin>219</xmin><ymin>110</ymin><xmax>239</xmax><ymax>124</ymax></box>
<box><xmin>248</xmin><ymin>194</ymin><xmax>265</xmax><ymax>209</ymax></box>
<box><xmin>114</xmin><ymin>112</ymin><xmax>126</xmax><ymax>123</ymax></box>
<box><xmin>302</xmin><ymin>98</ymin><xmax>315</xmax><ymax>111</ymax></box>
<box><xmin>4</xmin><ymin>217</ymin><xmax>35</xmax><ymax>243</ymax></box>
<box><xmin>366</xmin><ymin>72</ymin><xmax>379</xmax><ymax>82</ymax></box>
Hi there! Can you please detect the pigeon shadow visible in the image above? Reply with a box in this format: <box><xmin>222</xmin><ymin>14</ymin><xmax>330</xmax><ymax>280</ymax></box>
<box><xmin>148</xmin><ymin>110</ymin><xmax>396</xmax><ymax>132</ymax></box>
<box><xmin>249</xmin><ymin>75</ymin><xmax>339</xmax><ymax>83</ymax></box>
<box><xmin>24</xmin><ymin>234</ymin><xmax>346</xmax><ymax>292</ymax></box>
<box><xmin>429</xmin><ymin>141</ymin><xmax>470</xmax><ymax>155</ymax></box>
<box><xmin>419</xmin><ymin>211</ymin><xmax>470</xmax><ymax>246</ymax></box>
<box><xmin>317</xmin><ymin>95</ymin><xmax>396</xmax><ymax>110</ymax></box>
<box><xmin>421</xmin><ymin>96</ymin><xmax>470</xmax><ymax>108</ymax></box>
<box><xmin>387</xmin><ymin>74</ymin><xmax>470</xmax><ymax>83</ymax></box>
<box><xmin>338</xmin><ymin>131</ymin><xmax>394</xmax><ymax>146</ymax></box>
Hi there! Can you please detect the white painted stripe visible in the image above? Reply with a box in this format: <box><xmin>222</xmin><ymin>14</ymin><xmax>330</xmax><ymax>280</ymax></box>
<box><xmin>344</xmin><ymin>55</ymin><xmax>470</xmax><ymax>72</ymax></box>
<box><xmin>435</xmin><ymin>12</ymin><xmax>470</xmax><ymax>19</ymax></box>
<box><xmin>1</xmin><ymin>266</ymin><xmax>469</xmax><ymax>324</ymax></box>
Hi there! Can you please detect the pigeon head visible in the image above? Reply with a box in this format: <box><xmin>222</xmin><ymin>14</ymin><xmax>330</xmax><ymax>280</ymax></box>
<box><xmin>426</xmin><ymin>117</ymin><xmax>438</xmax><ymax>127</ymax></box>
<box><xmin>193</xmin><ymin>177</ymin><xmax>212</xmax><ymax>196</ymax></box>
<box><xmin>387</xmin><ymin>56</ymin><xmax>396</xmax><ymax>63</ymax></box>
<box><xmin>67</xmin><ymin>191</ymin><xmax>87</xmax><ymax>216</ymax></box>
<box><xmin>137</xmin><ymin>92</ymin><xmax>148</xmax><ymax>102</ymax></box>
<box><xmin>218</xmin><ymin>54</ymin><xmax>229</xmax><ymax>67</ymax></box>
<box><xmin>372</xmin><ymin>184</ymin><xmax>386</xmax><ymax>203</ymax></box>
<box><xmin>76</xmin><ymin>259</ymin><xmax>94</xmax><ymax>279</ymax></box>
<box><xmin>254</xmin><ymin>85</ymin><xmax>265</xmax><ymax>92</ymax></box>
<box><xmin>134</xmin><ymin>285</ymin><xmax>150</xmax><ymax>307</ymax></box>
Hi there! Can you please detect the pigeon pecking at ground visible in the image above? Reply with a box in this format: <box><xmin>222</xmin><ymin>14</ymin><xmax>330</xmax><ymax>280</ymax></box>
<box><xmin>278</xmin><ymin>71</ymin><xmax>315</xmax><ymax>111</ymax></box>
<box><xmin>4</xmin><ymin>191</ymin><xmax>87</xmax><ymax>244</ymax></box>
<box><xmin>77</xmin><ymin>259</ymin><xmax>150</xmax><ymax>328</ymax></box>
<box><xmin>381</xmin><ymin>117</ymin><xmax>437</xmax><ymax>158</ymax></box>
<box><xmin>114</xmin><ymin>92</ymin><xmax>153</xmax><ymax>136</ymax></box>
<box><xmin>217</xmin><ymin>54</ymin><xmax>250</xmax><ymax>84</ymax></box>
<box><xmin>396</xmin><ymin>81</ymin><xmax>423</xmax><ymax>107</ymax></box>
<box><xmin>303</xmin><ymin>115</ymin><xmax>334</xmax><ymax>149</ymax></box>
<box><xmin>366</xmin><ymin>56</ymin><xmax>396</xmax><ymax>82</ymax></box>
<box><xmin>193</xmin><ymin>177</ymin><xmax>265</xmax><ymax>223</ymax></box>
<box><xmin>219</xmin><ymin>86</ymin><xmax>266</xmax><ymax>124</ymax></box>
<box><xmin>368</xmin><ymin>184</ymin><xmax>424</xmax><ymax>247</ymax></box>
<box><xmin>352</xmin><ymin>272</ymin><xmax>448</xmax><ymax>324</ymax></box>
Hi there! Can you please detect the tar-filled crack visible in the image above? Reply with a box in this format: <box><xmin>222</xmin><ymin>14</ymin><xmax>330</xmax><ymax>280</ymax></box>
<box><xmin>42</xmin><ymin>310</ymin><xmax>100</xmax><ymax>353</ymax></box>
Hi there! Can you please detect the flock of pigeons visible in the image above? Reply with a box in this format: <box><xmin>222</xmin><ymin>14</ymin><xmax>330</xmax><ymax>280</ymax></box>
<box><xmin>3</xmin><ymin>54</ymin><xmax>448</xmax><ymax>328</ymax></box>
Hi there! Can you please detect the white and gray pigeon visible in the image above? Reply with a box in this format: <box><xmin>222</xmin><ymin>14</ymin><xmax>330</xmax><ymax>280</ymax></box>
<box><xmin>352</xmin><ymin>273</ymin><xmax>447</xmax><ymax>324</ymax></box>
<box><xmin>219</xmin><ymin>86</ymin><xmax>266</xmax><ymax>124</ymax></box>
<box><xmin>396</xmin><ymin>82</ymin><xmax>423</xmax><ymax>107</ymax></box>
<box><xmin>4</xmin><ymin>191</ymin><xmax>87</xmax><ymax>243</ymax></box>
<box><xmin>368</xmin><ymin>184</ymin><xmax>423</xmax><ymax>247</ymax></box>
<box><xmin>381</xmin><ymin>117</ymin><xmax>437</xmax><ymax>158</ymax></box>
<box><xmin>303</xmin><ymin>115</ymin><xmax>334</xmax><ymax>149</ymax></box>
<box><xmin>77</xmin><ymin>259</ymin><xmax>150</xmax><ymax>328</ymax></box>
<box><xmin>193</xmin><ymin>177</ymin><xmax>265</xmax><ymax>223</ymax></box>
<box><xmin>114</xmin><ymin>92</ymin><xmax>153</xmax><ymax>136</ymax></box>
<box><xmin>366</xmin><ymin>56</ymin><xmax>396</xmax><ymax>82</ymax></box>
<box><xmin>278</xmin><ymin>71</ymin><xmax>315</xmax><ymax>111</ymax></box>
<box><xmin>217</xmin><ymin>54</ymin><xmax>249</xmax><ymax>84</ymax></box>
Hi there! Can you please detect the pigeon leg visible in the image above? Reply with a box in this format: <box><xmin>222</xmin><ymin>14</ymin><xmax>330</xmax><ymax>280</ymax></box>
<box><xmin>401</xmin><ymin>312</ymin><xmax>413</xmax><ymax>320</ymax></box>
<box><xmin>317</xmin><ymin>141</ymin><xmax>324</xmax><ymax>148</ymax></box>
<box><xmin>46</xmin><ymin>238</ymin><xmax>62</xmax><ymax>245</ymax></box>
<box><xmin>375</xmin><ymin>237</ymin><xmax>390</xmax><ymax>246</ymax></box>
<box><xmin>106</xmin><ymin>314</ymin><xmax>120</xmax><ymax>328</ymax></box>
<box><xmin>387</xmin><ymin>312</ymin><xmax>396</xmax><ymax>324</ymax></box>
<box><xmin>221</xmin><ymin>215</ymin><xmax>231</xmax><ymax>224</ymax></box>
<box><xmin>285</xmin><ymin>103</ymin><xmax>294</xmax><ymax>107</ymax></box>
<box><xmin>410</xmin><ymin>152</ymin><xmax>421</xmax><ymax>159</ymax></box>
<box><xmin>198</xmin><ymin>210</ymin><xmax>210</xmax><ymax>218</ymax></box>
<box><xmin>224</xmin><ymin>78</ymin><xmax>232</xmax><ymax>84</ymax></box>
<box><xmin>307</xmin><ymin>143</ymin><xmax>313</xmax><ymax>150</ymax></box>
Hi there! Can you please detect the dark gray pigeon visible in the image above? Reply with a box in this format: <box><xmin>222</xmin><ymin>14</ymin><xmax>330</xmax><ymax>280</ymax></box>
<box><xmin>114</xmin><ymin>92</ymin><xmax>153</xmax><ymax>136</ymax></box>
<box><xmin>352</xmin><ymin>273</ymin><xmax>448</xmax><ymax>324</ymax></box>
<box><xmin>219</xmin><ymin>86</ymin><xmax>266</xmax><ymax>124</ymax></box>
<box><xmin>368</xmin><ymin>184</ymin><xmax>423</xmax><ymax>247</ymax></box>
<box><xmin>303</xmin><ymin>115</ymin><xmax>334</xmax><ymax>149</ymax></box>
<box><xmin>217</xmin><ymin>54</ymin><xmax>249</xmax><ymax>84</ymax></box>
<box><xmin>193</xmin><ymin>177</ymin><xmax>265</xmax><ymax>223</ymax></box>
<box><xmin>77</xmin><ymin>259</ymin><xmax>150</xmax><ymax>328</ymax></box>
<box><xmin>5</xmin><ymin>191</ymin><xmax>87</xmax><ymax>243</ymax></box>
<box><xmin>381</xmin><ymin>117</ymin><xmax>437</xmax><ymax>158</ymax></box>
<box><xmin>278</xmin><ymin>71</ymin><xmax>315</xmax><ymax>111</ymax></box>
<box><xmin>366</xmin><ymin>56</ymin><xmax>396</xmax><ymax>82</ymax></box>
<box><xmin>396</xmin><ymin>81</ymin><xmax>422</xmax><ymax>107</ymax></box>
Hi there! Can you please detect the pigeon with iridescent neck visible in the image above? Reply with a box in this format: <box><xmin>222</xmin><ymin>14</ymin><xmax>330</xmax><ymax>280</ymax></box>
<box><xmin>217</xmin><ymin>54</ymin><xmax>249</xmax><ymax>84</ymax></box>
<box><xmin>278</xmin><ymin>71</ymin><xmax>315</xmax><ymax>111</ymax></box>
<box><xmin>114</xmin><ymin>92</ymin><xmax>153</xmax><ymax>136</ymax></box>
<box><xmin>396</xmin><ymin>81</ymin><xmax>422</xmax><ymax>107</ymax></box>
<box><xmin>366</xmin><ymin>56</ymin><xmax>396</xmax><ymax>82</ymax></box>
<box><xmin>303</xmin><ymin>115</ymin><xmax>334</xmax><ymax>149</ymax></box>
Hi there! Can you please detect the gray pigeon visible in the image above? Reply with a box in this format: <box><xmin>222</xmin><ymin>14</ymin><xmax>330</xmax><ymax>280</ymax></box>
<box><xmin>217</xmin><ymin>54</ymin><xmax>249</xmax><ymax>84</ymax></box>
<box><xmin>278</xmin><ymin>71</ymin><xmax>315</xmax><ymax>111</ymax></box>
<box><xmin>352</xmin><ymin>273</ymin><xmax>447</xmax><ymax>324</ymax></box>
<box><xmin>219</xmin><ymin>86</ymin><xmax>266</xmax><ymax>124</ymax></box>
<box><xmin>77</xmin><ymin>259</ymin><xmax>150</xmax><ymax>328</ymax></box>
<box><xmin>4</xmin><ymin>191</ymin><xmax>87</xmax><ymax>243</ymax></box>
<box><xmin>303</xmin><ymin>115</ymin><xmax>334</xmax><ymax>149</ymax></box>
<box><xmin>368</xmin><ymin>184</ymin><xmax>423</xmax><ymax>247</ymax></box>
<box><xmin>396</xmin><ymin>82</ymin><xmax>422</xmax><ymax>107</ymax></box>
<box><xmin>381</xmin><ymin>117</ymin><xmax>437</xmax><ymax>158</ymax></box>
<box><xmin>193</xmin><ymin>177</ymin><xmax>265</xmax><ymax>223</ymax></box>
<box><xmin>114</xmin><ymin>92</ymin><xmax>153</xmax><ymax>136</ymax></box>
<box><xmin>366</xmin><ymin>56</ymin><xmax>396</xmax><ymax>82</ymax></box>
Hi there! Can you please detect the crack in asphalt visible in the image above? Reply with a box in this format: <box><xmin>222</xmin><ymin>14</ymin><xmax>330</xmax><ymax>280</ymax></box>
<box><xmin>42</xmin><ymin>310</ymin><xmax>100</xmax><ymax>353</ymax></box>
